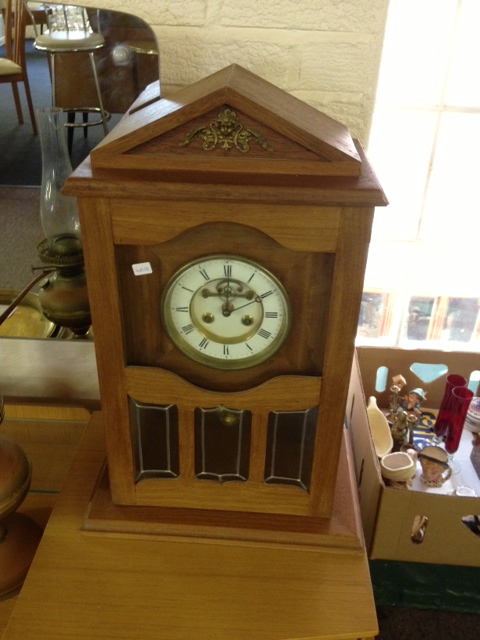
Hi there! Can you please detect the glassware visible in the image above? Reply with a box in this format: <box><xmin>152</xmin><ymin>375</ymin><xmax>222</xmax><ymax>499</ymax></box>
<box><xmin>36</xmin><ymin>107</ymin><xmax>81</xmax><ymax>254</ymax></box>
<box><xmin>432</xmin><ymin>373</ymin><xmax>467</xmax><ymax>444</ymax></box>
<box><xmin>445</xmin><ymin>386</ymin><xmax>473</xmax><ymax>473</ymax></box>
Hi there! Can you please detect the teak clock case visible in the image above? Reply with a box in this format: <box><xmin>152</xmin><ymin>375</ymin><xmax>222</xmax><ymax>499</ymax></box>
<box><xmin>65</xmin><ymin>64</ymin><xmax>387</xmax><ymax>522</ymax></box>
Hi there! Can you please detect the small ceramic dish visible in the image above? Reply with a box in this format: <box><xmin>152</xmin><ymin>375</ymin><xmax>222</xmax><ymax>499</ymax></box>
<box><xmin>380</xmin><ymin>451</ymin><xmax>416</xmax><ymax>482</ymax></box>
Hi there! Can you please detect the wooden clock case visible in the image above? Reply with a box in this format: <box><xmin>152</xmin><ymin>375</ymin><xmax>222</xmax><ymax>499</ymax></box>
<box><xmin>64</xmin><ymin>64</ymin><xmax>386</xmax><ymax>543</ymax></box>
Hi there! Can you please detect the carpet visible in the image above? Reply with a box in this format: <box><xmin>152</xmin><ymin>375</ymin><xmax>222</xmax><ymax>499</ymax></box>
<box><xmin>0</xmin><ymin>186</ymin><xmax>43</xmax><ymax>291</ymax></box>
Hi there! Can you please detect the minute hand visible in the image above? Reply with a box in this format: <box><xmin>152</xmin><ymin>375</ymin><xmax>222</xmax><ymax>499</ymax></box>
<box><xmin>230</xmin><ymin>296</ymin><xmax>262</xmax><ymax>313</ymax></box>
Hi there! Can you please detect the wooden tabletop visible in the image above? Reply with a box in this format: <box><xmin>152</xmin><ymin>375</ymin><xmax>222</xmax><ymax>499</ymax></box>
<box><xmin>1</xmin><ymin>408</ymin><xmax>378</xmax><ymax>640</ymax></box>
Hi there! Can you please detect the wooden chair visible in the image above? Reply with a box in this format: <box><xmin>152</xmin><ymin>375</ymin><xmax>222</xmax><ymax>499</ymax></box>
<box><xmin>0</xmin><ymin>0</ymin><xmax>37</xmax><ymax>134</ymax></box>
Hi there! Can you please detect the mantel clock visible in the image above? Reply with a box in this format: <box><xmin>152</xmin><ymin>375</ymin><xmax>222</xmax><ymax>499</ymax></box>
<box><xmin>65</xmin><ymin>65</ymin><xmax>387</xmax><ymax>543</ymax></box>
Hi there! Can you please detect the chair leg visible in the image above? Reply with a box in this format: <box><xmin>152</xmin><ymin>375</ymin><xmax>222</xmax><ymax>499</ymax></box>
<box><xmin>10</xmin><ymin>82</ymin><xmax>25</xmax><ymax>125</ymax></box>
<box><xmin>88</xmin><ymin>51</ymin><xmax>108</xmax><ymax>135</ymax></box>
<box><xmin>23</xmin><ymin>76</ymin><xmax>38</xmax><ymax>135</ymax></box>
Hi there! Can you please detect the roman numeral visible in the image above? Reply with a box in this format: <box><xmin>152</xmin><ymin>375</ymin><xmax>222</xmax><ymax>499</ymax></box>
<box><xmin>258</xmin><ymin>328</ymin><xmax>271</xmax><ymax>339</ymax></box>
<box><xmin>199</xmin><ymin>268</ymin><xmax>210</xmax><ymax>280</ymax></box>
<box><xmin>175</xmin><ymin>306</ymin><xmax>189</xmax><ymax>312</ymax></box>
<box><xmin>260</xmin><ymin>290</ymin><xmax>273</xmax><ymax>299</ymax></box>
<box><xmin>265</xmin><ymin>311</ymin><xmax>278</xmax><ymax>318</ymax></box>
<box><xmin>223</xmin><ymin>344</ymin><xmax>230</xmax><ymax>356</ymax></box>
<box><xmin>199</xmin><ymin>337</ymin><xmax>210</xmax><ymax>350</ymax></box>
<box><xmin>224</xmin><ymin>264</ymin><xmax>232</xmax><ymax>278</ymax></box>
<box><xmin>182</xmin><ymin>323</ymin><xmax>195</xmax><ymax>334</ymax></box>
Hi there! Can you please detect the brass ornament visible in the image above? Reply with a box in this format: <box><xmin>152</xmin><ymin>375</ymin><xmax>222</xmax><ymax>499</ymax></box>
<box><xmin>180</xmin><ymin>108</ymin><xmax>272</xmax><ymax>153</ymax></box>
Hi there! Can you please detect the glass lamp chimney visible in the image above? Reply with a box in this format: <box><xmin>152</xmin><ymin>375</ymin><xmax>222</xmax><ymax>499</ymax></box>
<box><xmin>36</xmin><ymin>107</ymin><xmax>82</xmax><ymax>254</ymax></box>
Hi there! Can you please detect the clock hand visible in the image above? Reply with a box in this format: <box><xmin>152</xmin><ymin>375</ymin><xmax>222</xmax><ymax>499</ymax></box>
<box><xmin>229</xmin><ymin>296</ymin><xmax>262</xmax><ymax>313</ymax></box>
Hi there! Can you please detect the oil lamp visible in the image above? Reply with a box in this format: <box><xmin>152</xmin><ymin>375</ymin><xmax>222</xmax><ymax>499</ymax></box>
<box><xmin>35</xmin><ymin>107</ymin><xmax>91</xmax><ymax>337</ymax></box>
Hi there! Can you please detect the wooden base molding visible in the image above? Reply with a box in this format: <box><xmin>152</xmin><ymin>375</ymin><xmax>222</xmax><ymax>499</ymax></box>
<box><xmin>83</xmin><ymin>414</ymin><xmax>364</xmax><ymax>552</ymax></box>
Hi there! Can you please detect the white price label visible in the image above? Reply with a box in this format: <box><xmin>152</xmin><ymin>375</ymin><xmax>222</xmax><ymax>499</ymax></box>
<box><xmin>132</xmin><ymin>262</ymin><xmax>153</xmax><ymax>276</ymax></box>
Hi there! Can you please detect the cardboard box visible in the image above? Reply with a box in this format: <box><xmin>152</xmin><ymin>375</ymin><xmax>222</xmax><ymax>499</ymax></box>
<box><xmin>347</xmin><ymin>347</ymin><xmax>480</xmax><ymax>566</ymax></box>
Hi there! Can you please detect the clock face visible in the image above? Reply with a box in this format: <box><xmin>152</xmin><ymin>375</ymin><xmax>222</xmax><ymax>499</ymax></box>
<box><xmin>161</xmin><ymin>255</ymin><xmax>291</xmax><ymax>370</ymax></box>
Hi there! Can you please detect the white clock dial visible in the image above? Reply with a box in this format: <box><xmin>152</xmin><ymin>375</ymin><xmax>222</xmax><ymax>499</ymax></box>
<box><xmin>161</xmin><ymin>255</ymin><xmax>291</xmax><ymax>370</ymax></box>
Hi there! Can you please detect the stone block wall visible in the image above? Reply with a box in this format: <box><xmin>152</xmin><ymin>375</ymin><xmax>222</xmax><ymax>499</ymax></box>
<box><xmin>81</xmin><ymin>0</ymin><xmax>390</xmax><ymax>144</ymax></box>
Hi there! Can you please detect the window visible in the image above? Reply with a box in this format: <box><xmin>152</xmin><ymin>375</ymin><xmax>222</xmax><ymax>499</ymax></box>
<box><xmin>357</xmin><ymin>0</ymin><xmax>480</xmax><ymax>351</ymax></box>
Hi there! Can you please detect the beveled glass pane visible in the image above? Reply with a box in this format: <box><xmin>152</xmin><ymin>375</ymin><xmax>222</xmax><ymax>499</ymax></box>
<box><xmin>400</xmin><ymin>294</ymin><xmax>480</xmax><ymax>349</ymax></box>
<box><xmin>440</xmin><ymin>298</ymin><xmax>479</xmax><ymax>344</ymax></box>
<box><xmin>194</xmin><ymin>406</ymin><xmax>251</xmax><ymax>483</ymax></box>
<box><xmin>264</xmin><ymin>407</ymin><xmax>317</xmax><ymax>491</ymax></box>
<box><xmin>405</xmin><ymin>297</ymin><xmax>435</xmax><ymax>342</ymax></box>
<box><xmin>129</xmin><ymin>399</ymin><xmax>179</xmax><ymax>482</ymax></box>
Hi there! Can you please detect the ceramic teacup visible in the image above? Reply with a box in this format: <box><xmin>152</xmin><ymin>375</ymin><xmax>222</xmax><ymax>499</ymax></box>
<box><xmin>418</xmin><ymin>445</ymin><xmax>452</xmax><ymax>487</ymax></box>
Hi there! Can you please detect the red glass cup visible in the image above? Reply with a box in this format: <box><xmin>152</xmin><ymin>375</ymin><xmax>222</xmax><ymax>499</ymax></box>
<box><xmin>445</xmin><ymin>386</ymin><xmax>473</xmax><ymax>473</ymax></box>
<box><xmin>445</xmin><ymin>386</ymin><xmax>473</xmax><ymax>455</ymax></box>
<box><xmin>433</xmin><ymin>374</ymin><xmax>467</xmax><ymax>442</ymax></box>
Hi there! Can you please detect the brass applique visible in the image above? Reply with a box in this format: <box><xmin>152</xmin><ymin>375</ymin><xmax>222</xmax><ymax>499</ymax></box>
<box><xmin>180</xmin><ymin>108</ymin><xmax>272</xmax><ymax>153</ymax></box>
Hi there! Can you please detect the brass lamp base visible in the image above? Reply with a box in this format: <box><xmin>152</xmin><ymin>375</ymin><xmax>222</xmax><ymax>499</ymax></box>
<box><xmin>0</xmin><ymin>402</ymin><xmax>44</xmax><ymax>600</ymax></box>
<box><xmin>37</xmin><ymin>237</ymin><xmax>91</xmax><ymax>337</ymax></box>
<box><xmin>0</xmin><ymin>513</ymin><xmax>43</xmax><ymax>600</ymax></box>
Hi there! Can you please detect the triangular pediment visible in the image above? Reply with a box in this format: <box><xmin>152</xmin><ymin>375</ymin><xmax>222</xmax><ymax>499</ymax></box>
<box><xmin>90</xmin><ymin>64</ymin><xmax>362</xmax><ymax>183</ymax></box>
